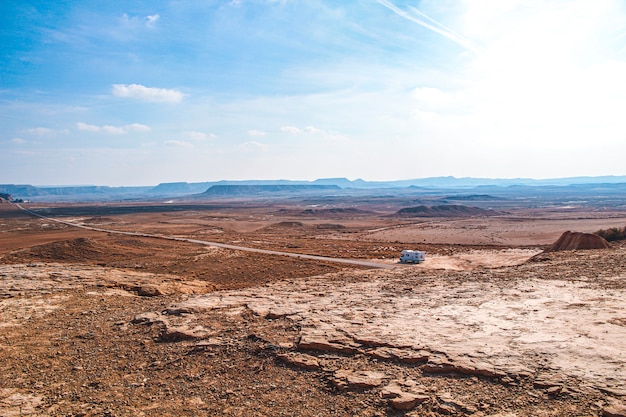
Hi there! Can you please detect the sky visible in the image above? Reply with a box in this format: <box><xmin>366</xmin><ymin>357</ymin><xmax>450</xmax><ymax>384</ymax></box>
<box><xmin>2</xmin><ymin>0</ymin><xmax>626</xmax><ymax>186</ymax></box>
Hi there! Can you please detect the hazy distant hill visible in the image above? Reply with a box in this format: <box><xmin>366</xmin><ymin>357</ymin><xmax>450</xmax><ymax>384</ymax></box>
<box><xmin>201</xmin><ymin>184</ymin><xmax>340</xmax><ymax>196</ymax></box>
<box><xmin>440</xmin><ymin>194</ymin><xmax>502</xmax><ymax>201</ymax></box>
<box><xmin>0</xmin><ymin>184</ymin><xmax>40</xmax><ymax>196</ymax></box>
<box><xmin>148</xmin><ymin>182</ymin><xmax>212</xmax><ymax>195</ymax></box>
<box><xmin>0</xmin><ymin>184</ymin><xmax>150</xmax><ymax>201</ymax></box>
<box><xmin>395</xmin><ymin>204</ymin><xmax>497</xmax><ymax>217</ymax></box>
<box><xmin>3</xmin><ymin>175</ymin><xmax>626</xmax><ymax>201</ymax></box>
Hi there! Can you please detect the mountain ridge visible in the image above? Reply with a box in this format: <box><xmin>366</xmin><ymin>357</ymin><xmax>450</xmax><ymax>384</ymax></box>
<box><xmin>2</xmin><ymin>175</ymin><xmax>626</xmax><ymax>201</ymax></box>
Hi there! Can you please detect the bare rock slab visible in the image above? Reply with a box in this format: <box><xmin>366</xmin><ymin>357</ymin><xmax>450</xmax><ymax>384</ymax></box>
<box><xmin>160</xmin><ymin>324</ymin><xmax>212</xmax><ymax>342</ymax></box>
<box><xmin>298</xmin><ymin>335</ymin><xmax>360</xmax><ymax>354</ymax></box>
<box><xmin>136</xmin><ymin>284</ymin><xmax>168</xmax><ymax>297</ymax></box>
<box><xmin>604</xmin><ymin>399</ymin><xmax>626</xmax><ymax>417</ymax></box>
<box><xmin>131</xmin><ymin>312</ymin><xmax>167</xmax><ymax>326</ymax></box>
<box><xmin>382</xmin><ymin>384</ymin><xmax>430</xmax><ymax>411</ymax></box>
<box><xmin>331</xmin><ymin>370</ymin><xmax>387</xmax><ymax>391</ymax></box>
<box><xmin>423</xmin><ymin>355</ymin><xmax>505</xmax><ymax>379</ymax></box>
<box><xmin>368</xmin><ymin>347</ymin><xmax>429</xmax><ymax>364</ymax></box>
<box><xmin>276</xmin><ymin>352</ymin><xmax>321</xmax><ymax>371</ymax></box>
<box><xmin>390</xmin><ymin>393</ymin><xmax>430</xmax><ymax>411</ymax></box>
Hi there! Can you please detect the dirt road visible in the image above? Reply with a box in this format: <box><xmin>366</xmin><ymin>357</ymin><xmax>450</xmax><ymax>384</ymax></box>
<box><xmin>14</xmin><ymin>203</ymin><xmax>394</xmax><ymax>270</ymax></box>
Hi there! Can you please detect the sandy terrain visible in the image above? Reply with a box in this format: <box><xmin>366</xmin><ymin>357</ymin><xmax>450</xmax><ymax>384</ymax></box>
<box><xmin>362</xmin><ymin>214</ymin><xmax>626</xmax><ymax>246</ymax></box>
<box><xmin>1</xmin><ymin>201</ymin><xmax>626</xmax><ymax>416</ymax></box>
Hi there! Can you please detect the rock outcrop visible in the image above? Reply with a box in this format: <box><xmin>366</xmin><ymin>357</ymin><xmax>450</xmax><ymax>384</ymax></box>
<box><xmin>546</xmin><ymin>231</ymin><xmax>611</xmax><ymax>252</ymax></box>
<box><xmin>395</xmin><ymin>204</ymin><xmax>497</xmax><ymax>217</ymax></box>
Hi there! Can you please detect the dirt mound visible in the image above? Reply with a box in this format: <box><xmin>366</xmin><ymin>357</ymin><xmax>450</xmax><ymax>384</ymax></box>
<box><xmin>545</xmin><ymin>231</ymin><xmax>611</xmax><ymax>252</ymax></box>
<box><xmin>6</xmin><ymin>237</ymin><xmax>106</xmax><ymax>262</ymax></box>
<box><xmin>301</xmin><ymin>208</ymin><xmax>369</xmax><ymax>216</ymax></box>
<box><xmin>266</xmin><ymin>221</ymin><xmax>305</xmax><ymax>229</ymax></box>
<box><xmin>395</xmin><ymin>204</ymin><xmax>495</xmax><ymax>217</ymax></box>
<box><xmin>315</xmin><ymin>223</ymin><xmax>346</xmax><ymax>230</ymax></box>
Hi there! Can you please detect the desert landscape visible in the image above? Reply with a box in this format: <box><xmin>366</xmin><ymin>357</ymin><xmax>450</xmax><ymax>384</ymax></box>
<box><xmin>6</xmin><ymin>1</ymin><xmax>626</xmax><ymax>415</ymax></box>
<box><xmin>1</xmin><ymin>186</ymin><xmax>626</xmax><ymax>417</ymax></box>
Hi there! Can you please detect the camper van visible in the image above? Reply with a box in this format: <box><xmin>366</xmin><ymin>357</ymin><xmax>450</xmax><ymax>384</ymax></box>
<box><xmin>399</xmin><ymin>250</ymin><xmax>426</xmax><ymax>264</ymax></box>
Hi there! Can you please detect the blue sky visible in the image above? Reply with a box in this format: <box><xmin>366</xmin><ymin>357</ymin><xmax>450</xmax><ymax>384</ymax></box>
<box><xmin>2</xmin><ymin>0</ymin><xmax>626</xmax><ymax>186</ymax></box>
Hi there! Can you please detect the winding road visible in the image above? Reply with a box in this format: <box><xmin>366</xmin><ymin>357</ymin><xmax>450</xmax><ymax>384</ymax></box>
<box><xmin>15</xmin><ymin>203</ymin><xmax>395</xmax><ymax>270</ymax></box>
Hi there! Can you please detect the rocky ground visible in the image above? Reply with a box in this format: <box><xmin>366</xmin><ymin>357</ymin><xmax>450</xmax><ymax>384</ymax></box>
<box><xmin>1</xmin><ymin>204</ymin><xmax>626</xmax><ymax>416</ymax></box>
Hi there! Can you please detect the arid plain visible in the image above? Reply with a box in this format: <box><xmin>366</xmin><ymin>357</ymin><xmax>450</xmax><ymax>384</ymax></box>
<box><xmin>1</xmin><ymin>193</ymin><xmax>626</xmax><ymax>416</ymax></box>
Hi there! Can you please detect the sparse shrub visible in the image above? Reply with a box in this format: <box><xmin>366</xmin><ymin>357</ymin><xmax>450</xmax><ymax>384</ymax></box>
<box><xmin>594</xmin><ymin>226</ymin><xmax>626</xmax><ymax>242</ymax></box>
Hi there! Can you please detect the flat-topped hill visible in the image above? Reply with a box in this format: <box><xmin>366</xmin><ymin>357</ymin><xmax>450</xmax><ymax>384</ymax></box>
<box><xmin>395</xmin><ymin>204</ymin><xmax>497</xmax><ymax>217</ymax></box>
<box><xmin>202</xmin><ymin>184</ymin><xmax>340</xmax><ymax>196</ymax></box>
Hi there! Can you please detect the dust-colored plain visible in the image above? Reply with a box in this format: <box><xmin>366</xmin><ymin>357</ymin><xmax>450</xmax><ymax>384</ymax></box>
<box><xmin>1</xmin><ymin>197</ymin><xmax>626</xmax><ymax>416</ymax></box>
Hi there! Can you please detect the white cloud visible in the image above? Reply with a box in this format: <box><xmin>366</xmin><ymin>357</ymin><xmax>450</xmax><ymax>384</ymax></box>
<box><xmin>280</xmin><ymin>126</ymin><xmax>302</xmax><ymax>134</ymax></box>
<box><xmin>413</xmin><ymin>109</ymin><xmax>440</xmax><ymax>121</ymax></box>
<box><xmin>120</xmin><ymin>13</ymin><xmax>161</xmax><ymax>29</ymax></box>
<box><xmin>146</xmin><ymin>14</ymin><xmax>160</xmax><ymax>28</ymax></box>
<box><xmin>120</xmin><ymin>13</ymin><xmax>138</xmax><ymax>28</ymax></box>
<box><xmin>126</xmin><ymin>123</ymin><xmax>151</xmax><ymax>132</ymax></box>
<box><xmin>185</xmin><ymin>131</ymin><xmax>217</xmax><ymax>140</ymax></box>
<box><xmin>112</xmin><ymin>84</ymin><xmax>185</xmax><ymax>103</ymax></box>
<box><xmin>76</xmin><ymin>122</ymin><xmax>100</xmax><ymax>132</ymax></box>
<box><xmin>386</xmin><ymin>0</ymin><xmax>626</xmax><ymax>165</ymax></box>
<box><xmin>11</xmin><ymin>138</ymin><xmax>26</xmax><ymax>145</ymax></box>
<box><xmin>101</xmin><ymin>125</ymin><xmax>126</xmax><ymax>135</ymax></box>
<box><xmin>247</xmin><ymin>129</ymin><xmax>267</xmax><ymax>137</ymax></box>
<box><xmin>165</xmin><ymin>140</ymin><xmax>194</xmax><ymax>148</ymax></box>
<box><xmin>22</xmin><ymin>127</ymin><xmax>69</xmax><ymax>137</ymax></box>
<box><xmin>303</xmin><ymin>126</ymin><xmax>323</xmax><ymax>134</ymax></box>
<box><xmin>76</xmin><ymin>122</ymin><xmax>151</xmax><ymax>134</ymax></box>
<box><xmin>413</xmin><ymin>87</ymin><xmax>452</xmax><ymax>105</ymax></box>
<box><xmin>238</xmin><ymin>141</ymin><xmax>268</xmax><ymax>152</ymax></box>
<box><xmin>412</xmin><ymin>86</ymin><xmax>468</xmax><ymax>117</ymax></box>
<box><xmin>377</xmin><ymin>0</ymin><xmax>484</xmax><ymax>54</ymax></box>
<box><xmin>281</xmin><ymin>125</ymin><xmax>349</xmax><ymax>142</ymax></box>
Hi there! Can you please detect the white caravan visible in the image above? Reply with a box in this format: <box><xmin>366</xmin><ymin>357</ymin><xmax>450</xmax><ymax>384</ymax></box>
<box><xmin>399</xmin><ymin>250</ymin><xmax>426</xmax><ymax>264</ymax></box>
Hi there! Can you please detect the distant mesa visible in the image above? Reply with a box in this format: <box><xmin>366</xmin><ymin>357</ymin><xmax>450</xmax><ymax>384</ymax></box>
<box><xmin>394</xmin><ymin>204</ymin><xmax>497</xmax><ymax>217</ymax></box>
<box><xmin>300</xmin><ymin>207</ymin><xmax>370</xmax><ymax>216</ymax></box>
<box><xmin>0</xmin><ymin>184</ymin><xmax>39</xmax><ymax>197</ymax></box>
<box><xmin>149</xmin><ymin>182</ymin><xmax>211</xmax><ymax>195</ymax></box>
<box><xmin>440</xmin><ymin>194</ymin><xmax>501</xmax><ymax>201</ymax></box>
<box><xmin>545</xmin><ymin>231</ymin><xmax>611</xmax><ymax>252</ymax></box>
<box><xmin>3</xmin><ymin>175</ymin><xmax>626</xmax><ymax>202</ymax></box>
<box><xmin>201</xmin><ymin>184</ymin><xmax>340</xmax><ymax>196</ymax></box>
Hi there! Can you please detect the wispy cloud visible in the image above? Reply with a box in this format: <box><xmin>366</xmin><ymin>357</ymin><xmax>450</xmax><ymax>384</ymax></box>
<box><xmin>22</xmin><ymin>127</ymin><xmax>69</xmax><ymax>137</ymax></box>
<box><xmin>185</xmin><ymin>131</ymin><xmax>217</xmax><ymax>141</ymax></box>
<box><xmin>146</xmin><ymin>14</ymin><xmax>160</xmax><ymax>28</ymax></box>
<box><xmin>247</xmin><ymin>129</ymin><xmax>267</xmax><ymax>137</ymax></box>
<box><xmin>165</xmin><ymin>140</ymin><xmax>194</xmax><ymax>148</ymax></box>
<box><xmin>112</xmin><ymin>84</ymin><xmax>185</xmax><ymax>103</ymax></box>
<box><xmin>238</xmin><ymin>141</ymin><xmax>268</xmax><ymax>152</ymax></box>
<box><xmin>120</xmin><ymin>13</ymin><xmax>161</xmax><ymax>30</ymax></box>
<box><xmin>280</xmin><ymin>125</ymin><xmax>349</xmax><ymax>142</ymax></box>
<box><xmin>280</xmin><ymin>126</ymin><xmax>301</xmax><ymax>134</ymax></box>
<box><xmin>377</xmin><ymin>0</ymin><xmax>484</xmax><ymax>54</ymax></box>
<box><xmin>76</xmin><ymin>122</ymin><xmax>150</xmax><ymax>134</ymax></box>
<box><xmin>11</xmin><ymin>138</ymin><xmax>26</xmax><ymax>145</ymax></box>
